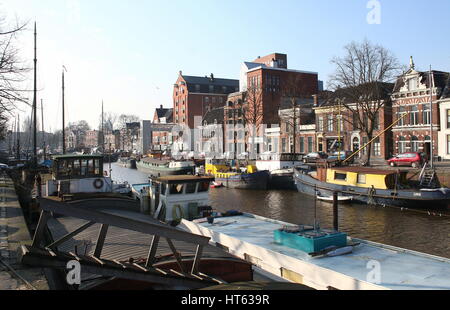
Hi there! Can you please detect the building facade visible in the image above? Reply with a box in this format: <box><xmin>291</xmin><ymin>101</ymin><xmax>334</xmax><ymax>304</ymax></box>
<box><xmin>173</xmin><ymin>72</ymin><xmax>239</xmax><ymax>129</ymax></box>
<box><xmin>392</xmin><ymin>58</ymin><xmax>449</xmax><ymax>160</ymax></box>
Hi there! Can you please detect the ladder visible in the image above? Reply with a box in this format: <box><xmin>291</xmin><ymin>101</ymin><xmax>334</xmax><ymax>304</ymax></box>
<box><xmin>419</xmin><ymin>163</ymin><xmax>437</xmax><ymax>187</ymax></box>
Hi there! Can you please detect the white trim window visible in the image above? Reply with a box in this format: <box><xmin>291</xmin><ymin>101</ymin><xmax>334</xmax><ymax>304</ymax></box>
<box><xmin>422</xmin><ymin>104</ymin><xmax>431</xmax><ymax>125</ymax></box>
<box><xmin>410</xmin><ymin>106</ymin><xmax>419</xmax><ymax>125</ymax></box>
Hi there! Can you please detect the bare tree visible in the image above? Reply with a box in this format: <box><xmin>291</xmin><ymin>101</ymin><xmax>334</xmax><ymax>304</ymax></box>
<box><xmin>328</xmin><ymin>39</ymin><xmax>402</xmax><ymax>165</ymax></box>
<box><xmin>0</xmin><ymin>16</ymin><xmax>29</xmax><ymax>140</ymax></box>
<box><xmin>241</xmin><ymin>84</ymin><xmax>264</xmax><ymax>158</ymax></box>
<box><xmin>280</xmin><ymin>75</ymin><xmax>314</xmax><ymax>154</ymax></box>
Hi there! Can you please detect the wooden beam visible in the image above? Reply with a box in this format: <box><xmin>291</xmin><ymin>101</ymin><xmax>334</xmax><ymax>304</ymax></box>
<box><xmin>93</xmin><ymin>224</ymin><xmax>109</xmax><ymax>258</ymax></box>
<box><xmin>47</xmin><ymin>221</ymin><xmax>95</xmax><ymax>250</ymax></box>
<box><xmin>32</xmin><ymin>210</ymin><xmax>52</xmax><ymax>247</ymax></box>
<box><xmin>165</xmin><ymin>238</ymin><xmax>185</xmax><ymax>273</ymax></box>
<box><xmin>39</xmin><ymin>198</ymin><xmax>210</xmax><ymax>246</ymax></box>
<box><xmin>145</xmin><ymin>235</ymin><xmax>160</xmax><ymax>268</ymax></box>
<box><xmin>191</xmin><ymin>245</ymin><xmax>204</xmax><ymax>275</ymax></box>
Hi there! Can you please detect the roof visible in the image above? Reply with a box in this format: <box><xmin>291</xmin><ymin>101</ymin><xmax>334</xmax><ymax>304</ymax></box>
<box><xmin>181</xmin><ymin>75</ymin><xmax>239</xmax><ymax>94</ymax></box>
<box><xmin>154</xmin><ymin>175</ymin><xmax>215</xmax><ymax>184</ymax></box>
<box><xmin>318</xmin><ymin>83</ymin><xmax>394</xmax><ymax>108</ymax></box>
<box><xmin>330</xmin><ymin>166</ymin><xmax>398</xmax><ymax>175</ymax></box>
<box><xmin>393</xmin><ymin>70</ymin><xmax>450</xmax><ymax>95</ymax></box>
<box><xmin>203</xmin><ymin>107</ymin><xmax>225</xmax><ymax>125</ymax></box>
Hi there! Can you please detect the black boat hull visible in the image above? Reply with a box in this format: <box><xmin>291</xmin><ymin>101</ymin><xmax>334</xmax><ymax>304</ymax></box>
<box><xmin>294</xmin><ymin>170</ymin><xmax>450</xmax><ymax>209</ymax></box>
<box><xmin>268</xmin><ymin>173</ymin><xmax>296</xmax><ymax>191</ymax></box>
<box><xmin>216</xmin><ymin>171</ymin><xmax>270</xmax><ymax>190</ymax></box>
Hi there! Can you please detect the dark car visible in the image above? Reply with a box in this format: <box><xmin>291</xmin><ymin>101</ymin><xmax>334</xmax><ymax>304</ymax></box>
<box><xmin>327</xmin><ymin>151</ymin><xmax>355</xmax><ymax>164</ymax></box>
<box><xmin>302</xmin><ymin>152</ymin><xmax>328</xmax><ymax>163</ymax></box>
<box><xmin>387</xmin><ymin>152</ymin><xmax>425</xmax><ymax>168</ymax></box>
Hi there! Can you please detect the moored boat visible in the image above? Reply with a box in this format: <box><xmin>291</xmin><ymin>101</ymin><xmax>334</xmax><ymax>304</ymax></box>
<box><xmin>256</xmin><ymin>153</ymin><xmax>304</xmax><ymax>190</ymax></box>
<box><xmin>206</xmin><ymin>159</ymin><xmax>269</xmax><ymax>190</ymax></box>
<box><xmin>294</xmin><ymin>166</ymin><xmax>450</xmax><ymax>209</ymax></box>
<box><xmin>136</xmin><ymin>158</ymin><xmax>195</xmax><ymax>177</ymax></box>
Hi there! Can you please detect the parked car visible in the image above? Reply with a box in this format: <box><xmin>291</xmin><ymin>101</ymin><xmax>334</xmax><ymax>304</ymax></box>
<box><xmin>327</xmin><ymin>151</ymin><xmax>355</xmax><ymax>164</ymax></box>
<box><xmin>0</xmin><ymin>163</ymin><xmax>9</xmax><ymax>171</ymax></box>
<box><xmin>387</xmin><ymin>152</ymin><xmax>425</xmax><ymax>168</ymax></box>
<box><xmin>303</xmin><ymin>152</ymin><xmax>328</xmax><ymax>163</ymax></box>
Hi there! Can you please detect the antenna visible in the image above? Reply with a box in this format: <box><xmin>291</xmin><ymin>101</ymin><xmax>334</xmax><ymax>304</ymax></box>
<box><xmin>62</xmin><ymin>65</ymin><xmax>67</xmax><ymax>154</ymax></box>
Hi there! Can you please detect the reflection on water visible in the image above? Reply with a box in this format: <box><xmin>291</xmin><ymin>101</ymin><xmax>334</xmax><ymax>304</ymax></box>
<box><xmin>111</xmin><ymin>163</ymin><xmax>450</xmax><ymax>259</ymax></box>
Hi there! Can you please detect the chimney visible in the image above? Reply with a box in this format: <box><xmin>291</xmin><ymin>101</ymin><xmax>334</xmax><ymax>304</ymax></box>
<box><xmin>160</xmin><ymin>105</ymin><xmax>163</xmax><ymax>109</ymax></box>
<box><xmin>210</xmin><ymin>73</ymin><xmax>215</xmax><ymax>82</ymax></box>
<box><xmin>312</xmin><ymin>94</ymin><xmax>318</xmax><ymax>107</ymax></box>
<box><xmin>179</xmin><ymin>70</ymin><xmax>182</xmax><ymax>76</ymax></box>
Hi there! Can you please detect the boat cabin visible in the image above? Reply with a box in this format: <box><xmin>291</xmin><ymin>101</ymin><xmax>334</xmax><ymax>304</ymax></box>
<box><xmin>320</xmin><ymin>167</ymin><xmax>407</xmax><ymax>190</ymax></box>
<box><xmin>147</xmin><ymin>175</ymin><xmax>214</xmax><ymax>223</ymax></box>
<box><xmin>44</xmin><ymin>154</ymin><xmax>112</xmax><ymax>197</ymax></box>
<box><xmin>256</xmin><ymin>153</ymin><xmax>304</xmax><ymax>172</ymax></box>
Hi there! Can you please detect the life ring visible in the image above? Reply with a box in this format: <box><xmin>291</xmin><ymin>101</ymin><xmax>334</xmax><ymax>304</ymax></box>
<box><xmin>93</xmin><ymin>178</ymin><xmax>104</xmax><ymax>189</ymax></box>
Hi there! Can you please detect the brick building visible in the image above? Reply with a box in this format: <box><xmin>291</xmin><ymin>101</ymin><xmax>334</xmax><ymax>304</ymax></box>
<box><xmin>173</xmin><ymin>72</ymin><xmax>239</xmax><ymax>129</ymax></box>
<box><xmin>392</xmin><ymin>57</ymin><xmax>450</xmax><ymax>159</ymax></box>
<box><xmin>152</xmin><ymin>105</ymin><xmax>174</xmax><ymax>151</ymax></box>
<box><xmin>313</xmin><ymin>83</ymin><xmax>394</xmax><ymax>162</ymax></box>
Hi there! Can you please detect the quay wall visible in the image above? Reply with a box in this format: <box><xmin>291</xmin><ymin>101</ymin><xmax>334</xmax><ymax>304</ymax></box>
<box><xmin>0</xmin><ymin>173</ymin><xmax>48</xmax><ymax>290</ymax></box>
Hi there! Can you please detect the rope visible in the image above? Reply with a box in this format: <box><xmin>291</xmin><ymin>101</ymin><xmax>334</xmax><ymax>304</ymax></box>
<box><xmin>0</xmin><ymin>258</ymin><xmax>38</xmax><ymax>290</ymax></box>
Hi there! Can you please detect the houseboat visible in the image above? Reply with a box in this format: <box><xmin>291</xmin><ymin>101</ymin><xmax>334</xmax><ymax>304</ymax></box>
<box><xmin>136</xmin><ymin>158</ymin><xmax>196</xmax><ymax>177</ymax></box>
<box><xmin>205</xmin><ymin>159</ymin><xmax>269</xmax><ymax>190</ymax></box>
<box><xmin>256</xmin><ymin>153</ymin><xmax>304</xmax><ymax>190</ymax></box>
<box><xmin>142</xmin><ymin>175</ymin><xmax>215</xmax><ymax>225</ymax></box>
<box><xmin>41</xmin><ymin>154</ymin><xmax>136</xmax><ymax>208</ymax></box>
<box><xmin>294</xmin><ymin>166</ymin><xmax>450</xmax><ymax>209</ymax></box>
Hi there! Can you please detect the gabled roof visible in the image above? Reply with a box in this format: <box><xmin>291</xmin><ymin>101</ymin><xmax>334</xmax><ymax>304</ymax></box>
<box><xmin>393</xmin><ymin>70</ymin><xmax>450</xmax><ymax>95</ymax></box>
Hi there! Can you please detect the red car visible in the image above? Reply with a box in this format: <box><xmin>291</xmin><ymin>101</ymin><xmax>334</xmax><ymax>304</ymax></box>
<box><xmin>387</xmin><ymin>152</ymin><xmax>425</xmax><ymax>168</ymax></box>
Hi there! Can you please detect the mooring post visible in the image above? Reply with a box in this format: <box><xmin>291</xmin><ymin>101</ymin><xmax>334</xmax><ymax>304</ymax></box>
<box><xmin>333</xmin><ymin>192</ymin><xmax>339</xmax><ymax>231</ymax></box>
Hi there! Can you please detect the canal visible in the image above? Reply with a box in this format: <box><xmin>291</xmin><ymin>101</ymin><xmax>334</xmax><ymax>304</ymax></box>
<box><xmin>110</xmin><ymin>163</ymin><xmax>450</xmax><ymax>259</ymax></box>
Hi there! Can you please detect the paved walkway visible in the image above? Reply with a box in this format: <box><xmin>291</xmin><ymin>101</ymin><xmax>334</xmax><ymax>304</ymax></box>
<box><xmin>0</xmin><ymin>173</ymin><xmax>48</xmax><ymax>290</ymax></box>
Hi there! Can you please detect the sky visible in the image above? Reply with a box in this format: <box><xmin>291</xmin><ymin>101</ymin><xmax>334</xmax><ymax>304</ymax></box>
<box><xmin>2</xmin><ymin>0</ymin><xmax>450</xmax><ymax>132</ymax></box>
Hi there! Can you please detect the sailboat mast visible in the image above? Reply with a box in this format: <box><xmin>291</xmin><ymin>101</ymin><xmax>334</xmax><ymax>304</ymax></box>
<box><xmin>62</xmin><ymin>67</ymin><xmax>66</xmax><ymax>154</ymax></box>
<box><xmin>32</xmin><ymin>22</ymin><xmax>37</xmax><ymax>168</ymax></box>
<box><xmin>16</xmin><ymin>114</ymin><xmax>20</xmax><ymax>159</ymax></box>
<box><xmin>41</xmin><ymin>99</ymin><xmax>45</xmax><ymax>160</ymax></box>
<box><xmin>102</xmin><ymin>101</ymin><xmax>104</xmax><ymax>152</ymax></box>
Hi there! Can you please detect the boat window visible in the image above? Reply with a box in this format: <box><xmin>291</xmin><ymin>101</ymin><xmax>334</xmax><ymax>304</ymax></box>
<box><xmin>94</xmin><ymin>159</ymin><xmax>101</xmax><ymax>175</ymax></box>
<box><xmin>357</xmin><ymin>174</ymin><xmax>366</xmax><ymax>184</ymax></box>
<box><xmin>88</xmin><ymin>159</ymin><xmax>95</xmax><ymax>175</ymax></box>
<box><xmin>169</xmin><ymin>184</ymin><xmax>184</xmax><ymax>195</ymax></box>
<box><xmin>81</xmin><ymin>160</ymin><xmax>88</xmax><ymax>176</ymax></box>
<box><xmin>198</xmin><ymin>181</ymin><xmax>210</xmax><ymax>192</ymax></box>
<box><xmin>185</xmin><ymin>182</ymin><xmax>197</xmax><ymax>194</ymax></box>
<box><xmin>73</xmin><ymin>160</ymin><xmax>81</xmax><ymax>177</ymax></box>
<box><xmin>334</xmin><ymin>172</ymin><xmax>347</xmax><ymax>181</ymax></box>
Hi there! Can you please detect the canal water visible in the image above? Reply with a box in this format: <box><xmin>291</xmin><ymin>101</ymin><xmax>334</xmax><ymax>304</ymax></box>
<box><xmin>110</xmin><ymin>163</ymin><xmax>450</xmax><ymax>259</ymax></box>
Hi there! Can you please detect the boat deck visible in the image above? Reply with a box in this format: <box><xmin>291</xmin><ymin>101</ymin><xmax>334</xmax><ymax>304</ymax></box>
<box><xmin>131</xmin><ymin>183</ymin><xmax>150</xmax><ymax>199</ymax></box>
<box><xmin>180</xmin><ymin>214</ymin><xmax>450</xmax><ymax>290</ymax></box>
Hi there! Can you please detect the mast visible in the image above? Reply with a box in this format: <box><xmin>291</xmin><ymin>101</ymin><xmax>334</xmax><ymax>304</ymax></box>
<box><xmin>62</xmin><ymin>66</ymin><xmax>66</xmax><ymax>154</ymax></box>
<box><xmin>16</xmin><ymin>114</ymin><xmax>20</xmax><ymax>159</ymax></box>
<box><xmin>102</xmin><ymin>100</ymin><xmax>104</xmax><ymax>153</ymax></box>
<box><xmin>41</xmin><ymin>99</ymin><xmax>45</xmax><ymax>160</ymax></box>
<box><xmin>32</xmin><ymin>22</ymin><xmax>37</xmax><ymax>168</ymax></box>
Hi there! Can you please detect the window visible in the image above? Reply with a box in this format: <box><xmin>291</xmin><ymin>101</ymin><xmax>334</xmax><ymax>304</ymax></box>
<box><xmin>398</xmin><ymin>136</ymin><xmax>406</xmax><ymax>154</ymax></box>
<box><xmin>410</xmin><ymin>106</ymin><xmax>419</xmax><ymax>125</ymax></box>
<box><xmin>373</xmin><ymin>137</ymin><xmax>381</xmax><ymax>157</ymax></box>
<box><xmin>169</xmin><ymin>184</ymin><xmax>184</xmax><ymax>195</ymax></box>
<box><xmin>357</xmin><ymin>174</ymin><xmax>366</xmax><ymax>184</ymax></box>
<box><xmin>408</xmin><ymin>78</ymin><xmax>417</xmax><ymax>91</ymax></box>
<box><xmin>299</xmin><ymin>137</ymin><xmax>305</xmax><ymax>153</ymax></box>
<box><xmin>398</xmin><ymin>107</ymin><xmax>406</xmax><ymax>126</ymax></box>
<box><xmin>423</xmin><ymin>104</ymin><xmax>431</xmax><ymax>125</ymax></box>
<box><xmin>447</xmin><ymin>135</ymin><xmax>450</xmax><ymax>155</ymax></box>
<box><xmin>282</xmin><ymin>138</ymin><xmax>286</xmax><ymax>153</ymax></box>
<box><xmin>447</xmin><ymin>110</ymin><xmax>450</xmax><ymax>129</ymax></box>
<box><xmin>411</xmin><ymin>136</ymin><xmax>419</xmax><ymax>152</ymax></box>
<box><xmin>334</xmin><ymin>172</ymin><xmax>347</xmax><ymax>181</ymax></box>
<box><xmin>373</xmin><ymin>113</ymin><xmax>380</xmax><ymax>130</ymax></box>
<box><xmin>308</xmin><ymin>137</ymin><xmax>313</xmax><ymax>153</ymax></box>
<box><xmin>198</xmin><ymin>182</ymin><xmax>210</xmax><ymax>192</ymax></box>
<box><xmin>185</xmin><ymin>182</ymin><xmax>197</xmax><ymax>194</ymax></box>
<box><xmin>327</xmin><ymin>115</ymin><xmax>333</xmax><ymax>132</ymax></box>
<box><xmin>318</xmin><ymin>117</ymin><xmax>324</xmax><ymax>131</ymax></box>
